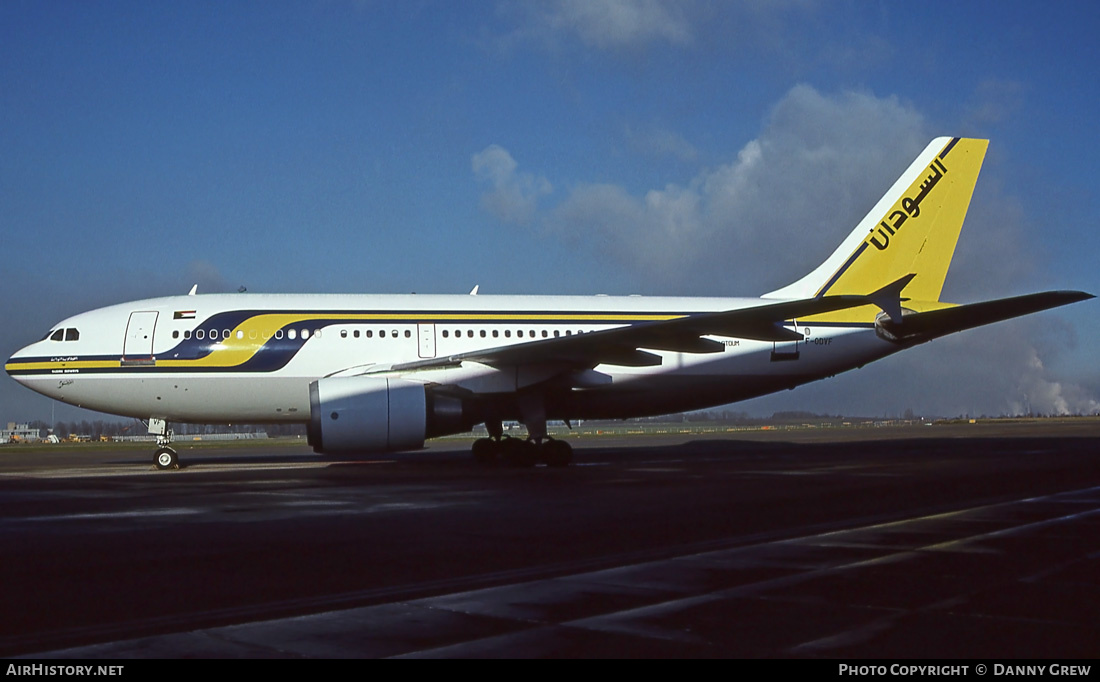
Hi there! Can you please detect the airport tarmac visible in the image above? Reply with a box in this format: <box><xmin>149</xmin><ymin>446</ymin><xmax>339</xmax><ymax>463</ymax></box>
<box><xmin>1</xmin><ymin>421</ymin><xmax>1099</xmax><ymax>658</ymax></box>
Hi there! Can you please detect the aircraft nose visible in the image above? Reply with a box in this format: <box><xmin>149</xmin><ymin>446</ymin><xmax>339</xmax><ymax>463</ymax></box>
<box><xmin>6</xmin><ymin>347</ymin><xmax>26</xmax><ymax>379</ymax></box>
<box><xmin>6</xmin><ymin>343</ymin><xmax>55</xmax><ymax>400</ymax></box>
<box><xmin>6</xmin><ymin>343</ymin><xmax>37</xmax><ymax>383</ymax></box>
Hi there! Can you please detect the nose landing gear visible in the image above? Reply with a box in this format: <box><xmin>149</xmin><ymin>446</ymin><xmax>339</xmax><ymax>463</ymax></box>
<box><xmin>148</xmin><ymin>418</ymin><xmax>179</xmax><ymax>470</ymax></box>
<box><xmin>155</xmin><ymin>446</ymin><xmax>179</xmax><ymax>470</ymax></box>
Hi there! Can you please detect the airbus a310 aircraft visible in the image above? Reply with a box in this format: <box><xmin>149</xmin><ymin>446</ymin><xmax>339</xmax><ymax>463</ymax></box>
<box><xmin>5</xmin><ymin>138</ymin><xmax>1092</xmax><ymax>469</ymax></box>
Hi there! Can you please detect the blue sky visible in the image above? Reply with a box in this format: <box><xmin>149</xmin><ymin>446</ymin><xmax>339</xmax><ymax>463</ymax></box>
<box><xmin>2</xmin><ymin>0</ymin><xmax>1098</xmax><ymax>423</ymax></box>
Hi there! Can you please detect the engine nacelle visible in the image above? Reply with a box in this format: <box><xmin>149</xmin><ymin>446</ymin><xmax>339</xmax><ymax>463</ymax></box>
<box><xmin>307</xmin><ymin>376</ymin><xmax>468</xmax><ymax>455</ymax></box>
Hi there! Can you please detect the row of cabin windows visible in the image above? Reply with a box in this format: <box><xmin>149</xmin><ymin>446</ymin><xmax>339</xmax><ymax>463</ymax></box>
<box><xmin>170</xmin><ymin>328</ymin><xmax>326</xmax><ymax>341</ymax></box>
<box><xmin>440</xmin><ymin>328</ymin><xmax>582</xmax><ymax>339</ymax></box>
<box><xmin>336</xmin><ymin>328</ymin><xmax>585</xmax><ymax>340</ymax></box>
<box><xmin>339</xmin><ymin>329</ymin><xmax>412</xmax><ymax>339</ymax></box>
<box><xmin>166</xmin><ymin>326</ymin><xmax>592</xmax><ymax>343</ymax></box>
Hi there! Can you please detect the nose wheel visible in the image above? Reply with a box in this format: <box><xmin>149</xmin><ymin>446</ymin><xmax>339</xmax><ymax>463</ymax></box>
<box><xmin>154</xmin><ymin>446</ymin><xmax>179</xmax><ymax>470</ymax></box>
<box><xmin>147</xmin><ymin>418</ymin><xmax>180</xmax><ymax>470</ymax></box>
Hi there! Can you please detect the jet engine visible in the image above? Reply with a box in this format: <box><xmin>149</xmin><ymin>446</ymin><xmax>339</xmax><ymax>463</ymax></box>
<box><xmin>307</xmin><ymin>376</ymin><xmax>468</xmax><ymax>454</ymax></box>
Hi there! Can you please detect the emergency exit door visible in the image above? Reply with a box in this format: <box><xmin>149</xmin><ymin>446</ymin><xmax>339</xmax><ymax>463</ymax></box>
<box><xmin>418</xmin><ymin>323</ymin><xmax>436</xmax><ymax>358</ymax></box>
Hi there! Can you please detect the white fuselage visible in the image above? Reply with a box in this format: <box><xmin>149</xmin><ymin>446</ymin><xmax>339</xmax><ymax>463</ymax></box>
<box><xmin>6</xmin><ymin>292</ymin><xmax>896</xmax><ymax>425</ymax></box>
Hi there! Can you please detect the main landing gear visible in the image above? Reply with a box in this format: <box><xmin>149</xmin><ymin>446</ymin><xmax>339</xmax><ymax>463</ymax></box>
<box><xmin>471</xmin><ymin>435</ymin><xmax>573</xmax><ymax>468</ymax></box>
<box><xmin>148</xmin><ymin>418</ymin><xmax>179</xmax><ymax>470</ymax></box>
<box><xmin>472</xmin><ymin>406</ymin><xmax>573</xmax><ymax>468</ymax></box>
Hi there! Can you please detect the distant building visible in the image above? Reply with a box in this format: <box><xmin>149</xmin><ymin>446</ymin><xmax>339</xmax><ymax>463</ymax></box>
<box><xmin>3</xmin><ymin>422</ymin><xmax>41</xmax><ymax>442</ymax></box>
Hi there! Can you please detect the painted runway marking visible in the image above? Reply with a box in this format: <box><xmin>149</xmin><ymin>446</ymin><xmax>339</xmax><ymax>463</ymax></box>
<box><xmin>24</xmin><ymin>508</ymin><xmax>201</xmax><ymax>522</ymax></box>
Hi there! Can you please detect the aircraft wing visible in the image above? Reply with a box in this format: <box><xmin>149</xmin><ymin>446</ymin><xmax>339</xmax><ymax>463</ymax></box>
<box><xmin>878</xmin><ymin>291</ymin><xmax>1094</xmax><ymax>344</ymax></box>
<box><xmin>388</xmin><ymin>294</ymin><xmax>879</xmax><ymax>372</ymax></box>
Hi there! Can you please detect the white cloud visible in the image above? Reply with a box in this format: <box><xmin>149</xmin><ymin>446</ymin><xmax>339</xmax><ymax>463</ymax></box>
<box><xmin>468</xmin><ymin>84</ymin><xmax>1097</xmax><ymax>416</ymax></box>
<box><xmin>186</xmin><ymin>260</ymin><xmax>231</xmax><ymax>294</ymax></box>
<box><xmin>875</xmin><ymin>319</ymin><xmax>1098</xmax><ymax>418</ymax></box>
<box><xmin>742</xmin><ymin>317</ymin><xmax>1099</xmax><ymax>418</ymax></box>
<box><xmin>1010</xmin><ymin>345</ymin><xmax>1096</xmax><ymax>415</ymax></box>
<box><xmin>471</xmin><ymin>144</ymin><xmax>552</xmax><ymax>225</ymax></box>
<box><xmin>538</xmin><ymin>0</ymin><xmax>693</xmax><ymax>49</ymax></box>
<box><xmin>544</xmin><ymin>84</ymin><xmax>930</xmax><ymax>294</ymax></box>
<box><xmin>504</xmin><ymin>1</ymin><xmax>832</xmax><ymax>54</ymax></box>
<box><xmin>624</xmin><ymin>124</ymin><xmax>699</xmax><ymax>162</ymax></box>
<box><xmin>965</xmin><ymin>79</ymin><xmax>1026</xmax><ymax>127</ymax></box>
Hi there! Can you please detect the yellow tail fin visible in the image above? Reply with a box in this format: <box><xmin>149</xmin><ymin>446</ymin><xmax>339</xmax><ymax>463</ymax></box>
<box><xmin>766</xmin><ymin>137</ymin><xmax>988</xmax><ymax>306</ymax></box>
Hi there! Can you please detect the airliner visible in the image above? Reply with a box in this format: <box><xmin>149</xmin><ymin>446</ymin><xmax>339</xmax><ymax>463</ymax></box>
<box><xmin>5</xmin><ymin>138</ymin><xmax>1092</xmax><ymax>469</ymax></box>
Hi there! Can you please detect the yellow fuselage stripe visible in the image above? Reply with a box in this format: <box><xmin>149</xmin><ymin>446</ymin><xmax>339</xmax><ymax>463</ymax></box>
<box><xmin>7</xmin><ymin>312</ymin><xmax>687</xmax><ymax>372</ymax></box>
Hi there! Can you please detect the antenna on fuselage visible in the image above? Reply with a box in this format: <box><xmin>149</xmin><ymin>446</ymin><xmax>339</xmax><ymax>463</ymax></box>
<box><xmin>469</xmin><ymin>285</ymin><xmax>479</xmax><ymax>295</ymax></box>
<box><xmin>187</xmin><ymin>284</ymin><xmax>198</xmax><ymax>296</ymax></box>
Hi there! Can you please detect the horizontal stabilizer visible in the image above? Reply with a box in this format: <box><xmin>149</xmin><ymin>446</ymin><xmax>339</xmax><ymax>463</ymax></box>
<box><xmin>867</xmin><ymin>274</ymin><xmax>916</xmax><ymax>323</ymax></box>
<box><xmin>878</xmin><ymin>291</ymin><xmax>1094</xmax><ymax>343</ymax></box>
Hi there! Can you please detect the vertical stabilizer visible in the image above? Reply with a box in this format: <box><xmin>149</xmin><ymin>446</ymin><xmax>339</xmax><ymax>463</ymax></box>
<box><xmin>765</xmin><ymin>137</ymin><xmax>988</xmax><ymax>302</ymax></box>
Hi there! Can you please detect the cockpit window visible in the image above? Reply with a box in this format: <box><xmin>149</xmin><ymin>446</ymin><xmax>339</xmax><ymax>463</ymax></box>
<box><xmin>46</xmin><ymin>328</ymin><xmax>80</xmax><ymax>341</ymax></box>
<box><xmin>43</xmin><ymin>329</ymin><xmax>58</xmax><ymax>341</ymax></box>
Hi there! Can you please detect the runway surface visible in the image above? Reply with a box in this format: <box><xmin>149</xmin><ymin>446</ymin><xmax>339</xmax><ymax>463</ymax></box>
<box><xmin>2</xmin><ymin>421</ymin><xmax>1099</xmax><ymax>658</ymax></box>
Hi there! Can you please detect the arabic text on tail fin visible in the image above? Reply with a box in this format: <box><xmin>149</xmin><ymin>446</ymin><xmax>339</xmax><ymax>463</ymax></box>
<box><xmin>765</xmin><ymin>137</ymin><xmax>989</xmax><ymax>304</ymax></box>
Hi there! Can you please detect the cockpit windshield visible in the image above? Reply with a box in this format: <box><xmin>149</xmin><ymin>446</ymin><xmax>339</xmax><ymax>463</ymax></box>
<box><xmin>46</xmin><ymin>328</ymin><xmax>80</xmax><ymax>342</ymax></box>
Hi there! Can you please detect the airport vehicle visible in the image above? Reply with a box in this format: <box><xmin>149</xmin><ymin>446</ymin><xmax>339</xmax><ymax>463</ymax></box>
<box><xmin>5</xmin><ymin>138</ymin><xmax>1092</xmax><ymax>469</ymax></box>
